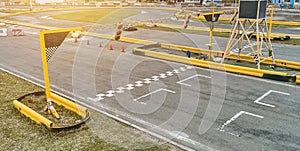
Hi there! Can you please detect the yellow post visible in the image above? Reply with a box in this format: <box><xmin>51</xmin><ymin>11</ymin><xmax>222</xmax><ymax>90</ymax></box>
<box><xmin>209</xmin><ymin>24</ymin><xmax>213</xmax><ymax>59</ymax></box>
<box><xmin>209</xmin><ymin>5</ymin><xmax>215</xmax><ymax>60</ymax></box>
<box><xmin>268</xmin><ymin>5</ymin><xmax>274</xmax><ymax>39</ymax></box>
<box><xmin>40</xmin><ymin>31</ymin><xmax>60</xmax><ymax>119</ymax></box>
<box><xmin>40</xmin><ymin>31</ymin><xmax>51</xmax><ymax>99</ymax></box>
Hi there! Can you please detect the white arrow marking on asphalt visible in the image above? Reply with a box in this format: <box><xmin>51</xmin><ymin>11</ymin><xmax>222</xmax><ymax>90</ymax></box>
<box><xmin>134</xmin><ymin>88</ymin><xmax>176</xmax><ymax>103</ymax></box>
<box><xmin>254</xmin><ymin>90</ymin><xmax>290</xmax><ymax>108</ymax></box>
<box><xmin>218</xmin><ymin>111</ymin><xmax>264</xmax><ymax>137</ymax></box>
<box><xmin>176</xmin><ymin>74</ymin><xmax>211</xmax><ymax>87</ymax></box>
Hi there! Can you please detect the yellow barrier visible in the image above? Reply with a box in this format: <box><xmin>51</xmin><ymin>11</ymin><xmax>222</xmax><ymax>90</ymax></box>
<box><xmin>160</xmin><ymin>43</ymin><xmax>300</xmax><ymax>70</ymax></box>
<box><xmin>13</xmin><ymin>100</ymin><xmax>54</xmax><ymax>128</ymax></box>
<box><xmin>133</xmin><ymin>48</ymin><xmax>287</xmax><ymax>78</ymax></box>
<box><xmin>50</xmin><ymin>92</ymin><xmax>87</xmax><ymax>118</ymax></box>
<box><xmin>297</xmin><ymin>75</ymin><xmax>300</xmax><ymax>84</ymax></box>
<box><xmin>120</xmin><ymin>37</ymin><xmax>157</xmax><ymax>45</ymax></box>
<box><xmin>161</xmin><ymin>43</ymin><xmax>223</xmax><ymax>57</ymax></box>
<box><xmin>227</xmin><ymin>54</ymin><xmax>300</xmax><ymax>70</ymax></box>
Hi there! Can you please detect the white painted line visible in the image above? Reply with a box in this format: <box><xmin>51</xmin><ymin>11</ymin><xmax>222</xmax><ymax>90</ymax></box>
<box><xmin>135</xmin><ymin>81</ymin><xmax>143</xmax><ymax>87</ymax></box>
<box><xmin>254</xmin><ymin>90</ymin><xmax>290</xmax><ymax>108</ymax></box>
<box><xmin>179</xmin><ymin>67</ymin><xmax>186</xmax><ymax>72</ymax></box>
<box><xmin>127</xmin><ymin>49</ymin><xmax>300</xmax><ymax>89</ymax></box>
<box><xmin>152</xmin><ymin>75</ymin><xmax>159</xmax><ymax>81</ymax></box>
<box><xmin>115</xmin><ymin>87</ymin><xmax>125</xmax><ymax>94</ymax></box>
<box><xmin>177</xmin><ymin>74</ymin><xmax>211</xmax><ymax>87</ymax></box>
<box><xmin>96</xmin><ymin>93</ymin><xmax>105</xmax><ymax>97</ymax></box>
<box><xmin>134</xmin><ymin>88</ymin><xmax>176</xmax><ymax>102</ymax></box>
<box><xmin>105</xmin><ymin>90</ymin><xmax>115</xmax><ymax>97</ymax></box>
<box><xmin>185</xmin><ymin>65</ymin><xmax>194</xmax><ymax>70</ymax></box>
<box><xmin>106</xmin><ymin>90</ymin><xmax>115</xmax><ymax>94</ymax></box>
<box><xmin>143</xmin><ymin>78</ymin><xmax>152</xmax><ymax>84</ymax></box>
<box><xmin>218</xmin><ymin>111</ymin><xmax>264</xmax><ymax>137</ymax></box>
<box><xmin>217</xmin><ymin>128</ymin><xmax>240</xmax><ymax>137</ymax></box>
<box><xmin>159</xmin><ymin>73</ymin><xmax>167</xmax><ymax>78</ymax></box>
<box><xmin>0</xmin><ymin>65</ymin><xmax>216</xmax><ymax>151</ymax></box>
<box><xmin>126</xmin><ymin>84</ymin><xmax>135</xmax><ymax>90</ymax></box>
<box><xmin>166</xmin><ymin>71</ymin><xmax>174</xmax><ymax>76</ymax></box>
<box><xmin>92</xmin><ymin>93</ymin><xmax>105</xmax><ymax>101</ymax></box>
<box><xmin>87</xmin><ymin>97</ymin><xmax>101</xmax><ymax>102</ymax></box>
<box><xmin>173</xmin><ymin>69</ymin><xmax>180</xmax><ymax>74</ymax></box>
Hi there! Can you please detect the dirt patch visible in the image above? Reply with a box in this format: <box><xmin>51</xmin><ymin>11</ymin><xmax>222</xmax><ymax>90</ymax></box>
<box><xmin>19</xmin><ymin>92</ymin><xmax>83</xmax><ymax>128</ymax></box>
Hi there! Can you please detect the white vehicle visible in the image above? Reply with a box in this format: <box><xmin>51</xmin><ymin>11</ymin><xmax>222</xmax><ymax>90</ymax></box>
<box><xmin>0</xmin><ymin>28</ymin><xmax>7</xmax><ymax>37</ymax></box>
<box><xmin>0</xmin><ymin>23</ymin><xmax>7</xmax><ymax>37</ymax></box>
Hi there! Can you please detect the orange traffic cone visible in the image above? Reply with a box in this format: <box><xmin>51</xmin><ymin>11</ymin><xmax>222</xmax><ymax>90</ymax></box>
<box><xmin>109</xmin><ymin>43</ymin><xmax>113</xmax><ymax>50</ymax></box>
<box><xmin>121</xmin><ymin>46</ymin><xmax>125</xmax><ymax>52</ymax></box>
<box><xmin>87</xmin><ymin>40</ymin><xmax>90</xmax><ymax>45</ymax></box>
<box><xmin>99</xmin><ymin>41</ymin><xmax>102</xmax><ymax>47</ymax></box>
<box><xmin>74</xmin><ymin>37</ymin><xmax>78</xmax><ymax>43</ymax></box>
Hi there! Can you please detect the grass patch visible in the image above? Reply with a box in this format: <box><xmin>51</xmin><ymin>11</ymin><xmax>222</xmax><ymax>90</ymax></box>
<box><xmin>0</xmin><ymin>70</ymin><xmax>172</xmax><ymax>150</ymax></box>
<box><xmin>51</xmin><ymin>9</ymin><xmax>140</xmax><ymax>24</ymax></box>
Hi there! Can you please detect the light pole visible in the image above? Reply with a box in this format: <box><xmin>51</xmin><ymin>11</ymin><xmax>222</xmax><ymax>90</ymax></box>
<box><xmin>203</xmin><ymin>6</ymin><xmax>223</xmax><ymax>60</ymax></box>
<box><xmin>29</xmin><ymin>0</ymin><xmax>32</xmax><ymax>11</ymax></box>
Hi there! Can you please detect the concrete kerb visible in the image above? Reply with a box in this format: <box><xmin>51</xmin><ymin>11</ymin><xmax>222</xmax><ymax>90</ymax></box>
<box><xmin>133</xmin><ymin>48</ymin><xmax>298</xmax><ymax>83</ymax></box>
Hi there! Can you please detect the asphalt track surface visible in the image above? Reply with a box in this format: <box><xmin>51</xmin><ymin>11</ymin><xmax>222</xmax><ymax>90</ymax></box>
<box><xmin>1</xmin><ymin>9</ymin><xmax>300</xmax><ymax>151</ymax></box>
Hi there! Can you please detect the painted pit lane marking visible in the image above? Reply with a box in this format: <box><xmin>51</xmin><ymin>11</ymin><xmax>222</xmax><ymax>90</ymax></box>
<box><xmin>217</xmin><ymin>111</ymin><xmax>264</xmax><ymax>137</ymax></box>
<box><xmin>88</xmin><ymin>65</ymin><xmax>194</xmax><ymax>102</ymax></box>
<box><xmin>254</xmin><ymin>90</ymin><xmax>290</xmax><ymax>108</ymax></box>
<box><xmin>176</xmin><ymin>74</ymin><xmax>211</xmax><ymax>87</ymax></box>
<box><xmin>133</xmin><ymin>88</ymin><xmax>176</xmax><ymax>104</ymax></box>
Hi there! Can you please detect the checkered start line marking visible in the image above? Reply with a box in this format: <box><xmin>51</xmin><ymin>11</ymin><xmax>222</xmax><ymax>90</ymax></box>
<box><xmin>87</xmin><ymin>65</ymin><xmax>194</xmax><ymax>102</ymax></box>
